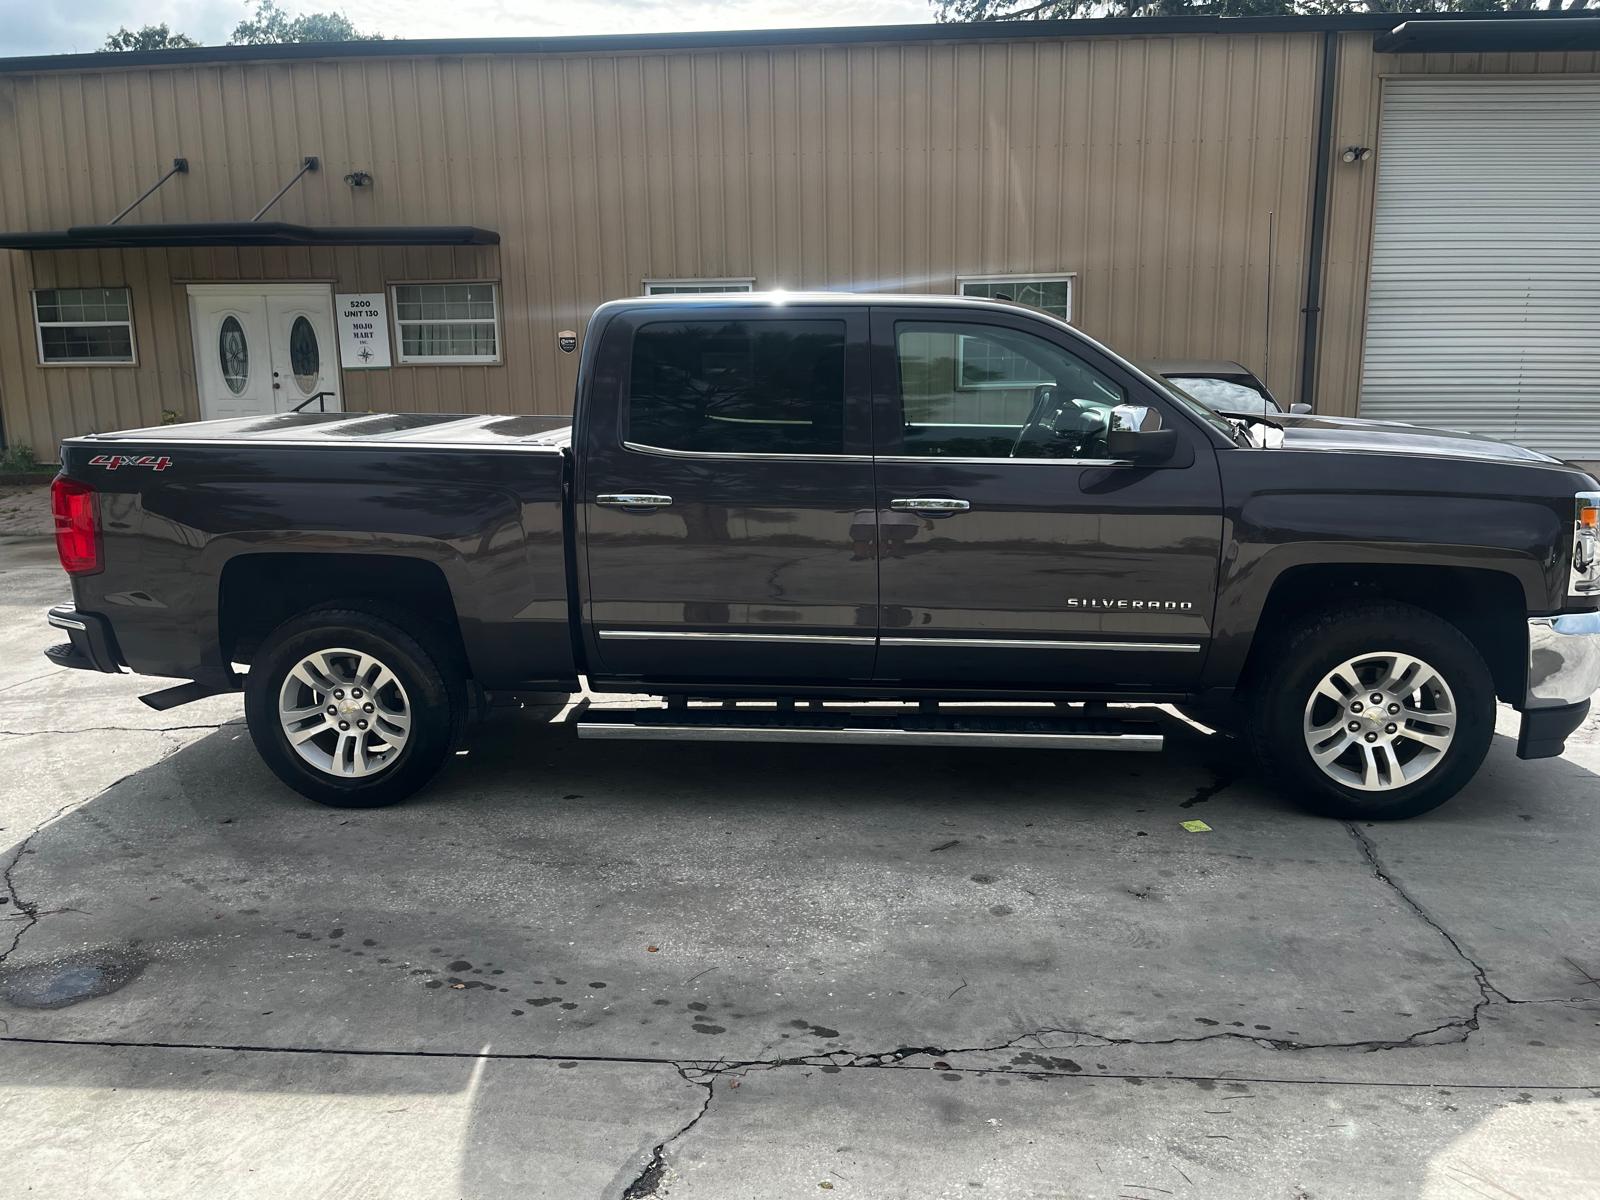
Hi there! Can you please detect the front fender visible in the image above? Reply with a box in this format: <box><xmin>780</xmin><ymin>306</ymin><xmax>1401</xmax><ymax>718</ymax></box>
<box><xmin>1205</xmin><ymin>454</ymin><xmax>1572</xmax><ymax>688</ymax></box>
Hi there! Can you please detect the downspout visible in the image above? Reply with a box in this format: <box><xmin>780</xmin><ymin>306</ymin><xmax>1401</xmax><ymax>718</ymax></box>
<box><xmin>1297</xmin><ymin>29</ymin><xmax>1339</xmax><ymax>412</ymax></box>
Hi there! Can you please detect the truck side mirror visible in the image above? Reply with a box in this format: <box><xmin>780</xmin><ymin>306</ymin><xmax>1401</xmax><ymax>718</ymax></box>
<box><xmin>1106</xmin><ymin>404</ymin><xmax>1177</xmax><ymax>463</ymax></box>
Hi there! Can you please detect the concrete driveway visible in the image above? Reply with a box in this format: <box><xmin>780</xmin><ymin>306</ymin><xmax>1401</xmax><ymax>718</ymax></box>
<box><xmin>2</xmin><ymin>542</ymin><xmax>1598</xmax><ymax>1199</ymax></box>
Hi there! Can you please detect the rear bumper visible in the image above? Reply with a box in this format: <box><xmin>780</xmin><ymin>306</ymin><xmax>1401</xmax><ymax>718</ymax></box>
<box><xmin>44</xmin><ymin>605</ymin><xmax>123</xmax><ymax>674</ymax></box>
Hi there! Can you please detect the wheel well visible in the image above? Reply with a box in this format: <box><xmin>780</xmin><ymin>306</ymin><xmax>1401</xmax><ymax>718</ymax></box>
<box><xmin>219</xmin><ymin>553</ymin><xmax>467</xmax><ymax>671</ymax></box>
<box><xmin>1244</xmin><ymin>563</ymin><xmax>1526</xmax><ymax>703</ymax></box>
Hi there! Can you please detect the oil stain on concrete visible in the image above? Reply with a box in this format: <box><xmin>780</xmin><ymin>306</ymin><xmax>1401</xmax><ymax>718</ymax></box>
<box><xmin>0</xmin><ymin>947</ymin><xmax>146</xmax><ymax>1009</ymax></box>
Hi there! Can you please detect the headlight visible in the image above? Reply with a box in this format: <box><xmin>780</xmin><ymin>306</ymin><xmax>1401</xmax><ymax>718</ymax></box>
<box><xmin>1570</xmin><ymin>491</ymin><xmax>1600</xmax><ymax>596</ymax></box>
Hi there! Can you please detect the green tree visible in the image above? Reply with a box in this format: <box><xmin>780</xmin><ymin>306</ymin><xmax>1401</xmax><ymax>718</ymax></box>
<box><xmin>103</xmin><ymin>23</ymin><xmax>199</xmax><ymax>51</ymax></box>
<box><xmin>229</xmin><ymin>0</ymin><xmax>382</xmax><ymax>43</ymax></box>
<box><xmin>934</xmin><ymin>0</ymin><xmax>1587</xmax><ymax>23</ymax></box>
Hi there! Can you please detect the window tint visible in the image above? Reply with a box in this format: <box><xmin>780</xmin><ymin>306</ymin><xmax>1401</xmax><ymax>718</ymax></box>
<box><xmin>894</xmin><ymin>321</ymin><xmax>1124</xmax><ymax>460</ymax></box>
<box><xmin>627</xmin><ymin>319</ymin><xmax>847</xmax><ymax>455</ymax></box>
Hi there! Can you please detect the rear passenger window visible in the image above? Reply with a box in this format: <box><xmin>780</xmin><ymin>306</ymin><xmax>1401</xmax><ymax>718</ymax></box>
<box><xmin>627</xmin><ymin>320</ymin><xmax>847</xmax><ymax>455</ymax></box>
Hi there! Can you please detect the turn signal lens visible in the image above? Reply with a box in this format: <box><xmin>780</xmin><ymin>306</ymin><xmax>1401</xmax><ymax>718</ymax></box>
<box><xmin>51</xmin><ymin>476</ymin><xmax>101</xmax><ymax>575</ymax></box>
<box><xmin>1581</xmin><ymin>506</ymin><xmax>1599</xmax><ymax>529</ymax></box>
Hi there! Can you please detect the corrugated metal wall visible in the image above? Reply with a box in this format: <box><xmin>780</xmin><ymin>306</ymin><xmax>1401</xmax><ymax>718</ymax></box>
<box><xmin>1357</xmin><ymin>78</ymin><xmax>1600</xmax><ymax>457</ymax></box>
<box><xmin>0</xmin><ymin>31</ymin><xmax>1322</xmax><ymax>457</ymax></box>
<box><xmin>1314</xmin><ymin>36</ymin><xmax>1600</xmax><ymax>418</ymax></box>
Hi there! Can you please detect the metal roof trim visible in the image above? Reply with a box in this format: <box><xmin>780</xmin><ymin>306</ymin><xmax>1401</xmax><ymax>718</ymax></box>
<box><xmin>2</xmin><ymin>12</ymin><xmax>1595</xmax><ymax>74</ymax></box>
<box><xmin>0</xmin><ymin>222</ymin><xmax>500</xmax><ymax>250</ymax></box>
<box><xmin>1375</xmin><ymin>16</ymin><xmax>1600</xmax><ymax>52</ymax></box>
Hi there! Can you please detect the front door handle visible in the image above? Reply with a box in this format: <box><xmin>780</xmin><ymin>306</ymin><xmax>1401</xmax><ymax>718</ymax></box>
<box><xmin>596</xmin><ymin>493</ymin><xmax>673</xmax><ymax>511</ymax></box>
<box><xmin>890</xmin><ymin>497</ymin><xmax>971</xmax><ymax>514</ymax></box>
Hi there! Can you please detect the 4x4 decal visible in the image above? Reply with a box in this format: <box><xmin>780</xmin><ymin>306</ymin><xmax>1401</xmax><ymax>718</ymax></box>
<box><xmin>88</xmin><ymin>454</ymin><xmax>173</xmax><ymax>472</ymax></box>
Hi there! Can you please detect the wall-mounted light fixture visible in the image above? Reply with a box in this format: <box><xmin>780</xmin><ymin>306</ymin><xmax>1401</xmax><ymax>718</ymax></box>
<box><xmin>344</xmin><ymin>170</ymin><xmax>373</xmax><ymax>189</ymax></box>
<box><xmin>1340</xmin><ymin>146</ymin><xmax>1373</xmax><ymax>164</ymax></box>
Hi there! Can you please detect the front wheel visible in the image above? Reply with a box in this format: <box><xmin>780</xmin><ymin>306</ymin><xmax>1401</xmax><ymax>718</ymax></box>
<box><xmin>244</xmin><ymin>607</ymin><xmax>465</xmax><ymax>807</ymax></box>
<box><xmin>1248</xmin><ymin>602</ymin><xmax>1496</xmax><ymax>820</ymax></box>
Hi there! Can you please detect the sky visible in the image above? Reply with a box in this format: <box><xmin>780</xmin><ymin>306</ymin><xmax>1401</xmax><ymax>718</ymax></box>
<box><xmin>0</xmin><ymin>0</ymin><xmax>938</xmax><ymax>57</ymax></box>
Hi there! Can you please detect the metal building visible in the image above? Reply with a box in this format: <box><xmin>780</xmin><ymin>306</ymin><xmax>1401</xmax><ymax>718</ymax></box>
<box><xmin>0</xmin><ymin>12</ymin><xmax>1595</xmax><ymax>460</ymax></box>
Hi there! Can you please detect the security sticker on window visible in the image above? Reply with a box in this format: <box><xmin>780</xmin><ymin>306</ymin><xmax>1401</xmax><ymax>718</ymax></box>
<box><xmin>336</xmin><ymin>293</ymin><xmax>393</xmax><ymax>369</ymax></box>
<box><xmin>558</xmin><ymin>330</ymin><xmax>578</xmax><ymax>354</ymax></box>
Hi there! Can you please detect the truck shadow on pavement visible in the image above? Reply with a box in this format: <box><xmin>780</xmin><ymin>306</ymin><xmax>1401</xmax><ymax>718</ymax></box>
<box><xmin>1</xmin><ymin>711</ymin><xmax>1598</xmax><ymax>1196</ymax></box>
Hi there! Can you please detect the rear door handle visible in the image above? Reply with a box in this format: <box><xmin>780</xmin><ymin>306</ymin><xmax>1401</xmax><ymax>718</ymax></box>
<box><xmin>890</xmin><ymin>497</ymin><xmax>971</xmax><ymax>514</ymax></box>
<box><xmin>596</xmin><ymin>493</ymin><xmax>673</xmax><ymax>511</ymax></box>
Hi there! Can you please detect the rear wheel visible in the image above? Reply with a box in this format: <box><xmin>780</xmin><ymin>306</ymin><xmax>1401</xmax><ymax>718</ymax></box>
<box><xmin>1248</xmin><ymin>602</ymin><xmax>1495</xmax><ymax>820</ymax></box>
<box><xmin>244</xmin><ymin>608</ymin><xmax>465</xmax><ymax>807</ymax></box>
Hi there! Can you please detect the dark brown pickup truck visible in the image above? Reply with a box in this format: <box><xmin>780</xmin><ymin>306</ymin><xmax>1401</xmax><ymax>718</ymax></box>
<box><xmin>42</xmin><ymin>293</ymin><xmax>1600</xmax><ymax>819</ymax></box>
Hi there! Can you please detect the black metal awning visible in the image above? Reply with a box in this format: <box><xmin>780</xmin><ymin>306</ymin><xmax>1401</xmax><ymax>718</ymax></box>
<box><xmin>0</xmin><ymin>221</ymin><xmax>500</xmax><ymax>251</ymax></box>
<box><xmin>1376</xmin><ymin>17</ymin><xmax>1600</xmax><ymax>53</ymax></box>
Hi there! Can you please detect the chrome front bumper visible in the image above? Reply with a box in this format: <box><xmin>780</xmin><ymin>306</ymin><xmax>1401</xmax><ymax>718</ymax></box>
<box><xmin>1526</xmin><ymin>613</ymin><xmax>1600</xmax><ymax>708</ymax></box>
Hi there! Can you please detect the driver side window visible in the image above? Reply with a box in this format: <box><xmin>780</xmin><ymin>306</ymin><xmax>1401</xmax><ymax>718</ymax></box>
<box><xmin>893</xmin><ymin>320</ymin><xmax>1124</xmax><ymax>459</ymax></box>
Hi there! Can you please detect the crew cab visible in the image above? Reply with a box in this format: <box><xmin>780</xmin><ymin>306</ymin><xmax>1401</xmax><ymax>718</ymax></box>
<box><xmin>43</xmin><ymin>293</ymin><xmax>1600</xmax><ymax>819</ymax></box>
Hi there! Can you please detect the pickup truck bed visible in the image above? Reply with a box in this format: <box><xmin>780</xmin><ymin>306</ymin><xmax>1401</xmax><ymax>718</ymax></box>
<box><xmin>66</xmin><ymin>412</ymin><xmax>580</xmax><ymax>692</ymax></box>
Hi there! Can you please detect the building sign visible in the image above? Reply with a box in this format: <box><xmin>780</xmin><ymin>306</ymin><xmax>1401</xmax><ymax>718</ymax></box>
<box><xmin>336</xmin><ymin>293</ymin><xmax>392</xmax><ymax>368</ymax></box>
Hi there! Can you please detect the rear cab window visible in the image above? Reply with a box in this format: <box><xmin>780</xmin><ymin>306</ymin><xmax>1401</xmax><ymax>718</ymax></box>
<box><xmin>626</xmin><ymin>319</ymin><xmax>847</xmax><ymax>455</ymax></box>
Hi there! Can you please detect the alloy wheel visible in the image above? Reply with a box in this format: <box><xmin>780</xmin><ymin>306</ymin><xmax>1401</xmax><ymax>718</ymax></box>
<box><xmin>1301</xmin><ymin>651</ymin><xmax>1456</xmax><ymax>792</ymax></box>
<box><xmin>277</xmin><ymin>647</ymin><xmax>412</xmax><ymax>778</ymax></box>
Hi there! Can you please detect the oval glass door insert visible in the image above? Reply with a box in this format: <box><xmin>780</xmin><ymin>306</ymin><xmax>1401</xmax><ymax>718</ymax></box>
<box><xmin>289</xmin><ymin>315</ymin><xmax>320</xmax><ymax>392</ymax></box>
<box><xmin>218</xmin><ymin>316</ymin><xmax>249</xmax><ymax>395</ymax></box>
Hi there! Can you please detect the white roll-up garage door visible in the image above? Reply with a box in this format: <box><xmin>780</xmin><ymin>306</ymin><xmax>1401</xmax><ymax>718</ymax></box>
<box><xmin>1358</xmin><ymin>79</ymin><xmax>1600</xmax><ymax>459</ymax></box>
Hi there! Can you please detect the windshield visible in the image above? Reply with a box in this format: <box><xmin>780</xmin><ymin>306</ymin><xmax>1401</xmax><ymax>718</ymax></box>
<box><xmin>1165</xmin><ymin>375</ymin><xmax>1281</xmax><ymax>415</ymax></box>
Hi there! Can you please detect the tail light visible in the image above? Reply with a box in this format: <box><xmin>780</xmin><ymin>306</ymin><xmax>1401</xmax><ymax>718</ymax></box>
<box><xmin>51</xmin><ymin>476</ymin><xmax>101</xmax><ymax>575</ymax></box>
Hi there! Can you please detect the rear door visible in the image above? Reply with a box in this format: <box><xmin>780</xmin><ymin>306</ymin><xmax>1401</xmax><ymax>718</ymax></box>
<box><xmin>577</xmin><ymin>304</ymin><xmax>877</xmax><ymax>685</ymax></box>
<box><xmin>265</xmin><ymin>293</ymin><xmax>342</xmax><ymax>413</ymax></box>
<box><xmin>869</xmin><ymin>305</ymin><xmax>1224</xmax><ymax>691</ymax></box>
<box><xmin>188</xmin><ymin>291</ymin><xmax>274</xmax><ymax>421</ymax></box>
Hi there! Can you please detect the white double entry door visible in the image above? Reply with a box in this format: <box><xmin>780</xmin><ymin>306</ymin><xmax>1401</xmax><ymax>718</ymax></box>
<box><xmin>188</xmin><ymin>284</ymin><xmax>343</xmax><ymax>420</ymax></box>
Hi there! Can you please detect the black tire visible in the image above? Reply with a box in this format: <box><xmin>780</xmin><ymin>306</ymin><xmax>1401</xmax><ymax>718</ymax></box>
<box><xmin>244</xmin><ymin>607</ymin><xmax>466</xmax><ymax>808</ymax></box>
<box><xmin>1247</xmin><ymin>601</ymin><xmax>1495</xmax><ymax>821</ymax></box>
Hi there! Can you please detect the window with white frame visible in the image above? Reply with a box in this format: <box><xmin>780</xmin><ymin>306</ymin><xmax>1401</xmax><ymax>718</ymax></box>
<box><xmin>391</xmin><ymin>283</ymin><xmax>500</xmax><ymax>363</ymax></box>
<box><xmin>643</xmin><ymin>278</ymin><xmax>756</xmax><ymax>296</ymax></box>
<box><xmin>33</xmin><ymin>287</ymin><xmax>136</xmax><ymax>364</ymax></box>
<box><xmin>957</xmin><ymin>275</ymin><xmax>1074</xmax><ymax>389</ymax></box>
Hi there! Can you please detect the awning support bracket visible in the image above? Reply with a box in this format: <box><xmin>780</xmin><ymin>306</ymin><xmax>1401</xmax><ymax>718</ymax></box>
<box><xmin>107</xmin><ymin>158</ymin><xmax>189</xmax><ymax>226</ymax></box>
<box><xmin>251</xmin><ymin>157</ymin><xmax>320</xmax><ymax>222</ymax></box>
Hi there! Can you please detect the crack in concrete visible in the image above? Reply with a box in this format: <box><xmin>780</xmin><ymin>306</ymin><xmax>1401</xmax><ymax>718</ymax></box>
<box><xmin>0</xmin><ymin>832</ymin><xmax>43</xmax><ymax>965</ymax></box>
<box><xmin>0</xmin><ymin>670</ymin><xmax>57</xmax><ymax>697</ymax></box>
<box><xmin>0</xmin><ymin>721</ymin><xmax>242</xmax><ymax>738</ymax></box>
<box><xmin>620</xmin><ymin>1064</ymin><xmax>715</xmax><ymax>1199</ymax></box>
<box><xmin>0</xmin><ymin>798</ymin><xmax>82</xmax><ymax>968</ymax></box>
<box><xmin>1345</xmin><ymin>820</ymin><xmax>1509</xmax><ymax>1021</ymax></box>
<box><xmin>1</xmin><ymin>1031</ymin><xmax>1596</xmax><ymax>1092</ymax></box>
<box><xmin>0</xmin><ymin>736</ymin><xmax>202</xmax><ymax>968</ymax></box>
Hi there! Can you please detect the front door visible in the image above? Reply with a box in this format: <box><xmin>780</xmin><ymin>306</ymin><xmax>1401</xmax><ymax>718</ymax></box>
<box><xmin>577</xmin><ymin>304</ymin><xmax>877</xmax><ymax>685</ymax></box>
<box><xmin>188</xmin><ymin>285</ymin><xmax>342</xmax><ymax>420</ymax></box>
<box><xmin>869</xmin><ymin>307</ymin><xmax>1224</xmax><ymax>692</ymax></box>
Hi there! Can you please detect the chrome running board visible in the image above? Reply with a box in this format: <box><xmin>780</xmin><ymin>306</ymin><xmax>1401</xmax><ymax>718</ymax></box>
<box><xmin>574</xmin><ymin>704</ymin><xmax>1162</xmax><ymax>752</ymax></box>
